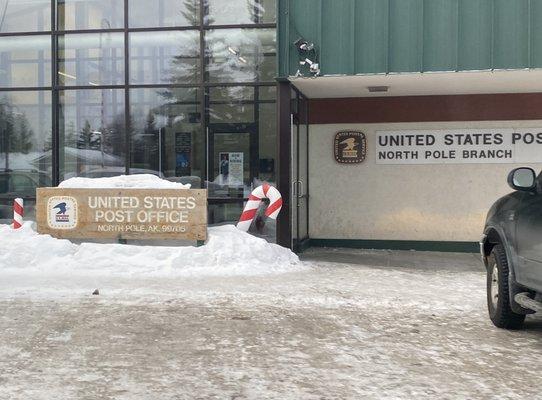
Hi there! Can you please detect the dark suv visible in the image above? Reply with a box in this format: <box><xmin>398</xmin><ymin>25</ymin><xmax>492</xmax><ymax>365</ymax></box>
<box><xmin>481</xmin><ymin>167</ymin><xmax>542</xmax><ymax>329</ymax></box>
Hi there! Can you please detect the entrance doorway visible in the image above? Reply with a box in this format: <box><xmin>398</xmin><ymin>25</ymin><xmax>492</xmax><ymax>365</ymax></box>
<box><xmin>206</xmin><ymin>122</ymin><xmax>277</xmax><ymax>238</ymax></box>
<box><xmin>207</xmin><ymin>123</ymin><xmax>258</xmax><ymax>193</ymax></box>
<box><xmin>291</xmin><ymin>90</ymin><xmax>309</xmax><ymax>251</ymax></box>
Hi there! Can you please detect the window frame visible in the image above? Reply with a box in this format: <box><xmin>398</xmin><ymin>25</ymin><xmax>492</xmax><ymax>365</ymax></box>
<box><xmin>0</xmin><ymin>0</ymin><xmax>277</xmax><ymax>212</ymax></box>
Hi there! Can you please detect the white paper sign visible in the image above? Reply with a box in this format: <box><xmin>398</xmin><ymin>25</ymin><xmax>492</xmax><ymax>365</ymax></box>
<box><xmin>219</xmin><ymin>152</ymin><xmax>244</xmax><ymax>185</ymax></box>
<box><xmin>228</xmin><ymin>152</ymin><xmax>244</xmax><ymax>184</ymax></box>
<box><xmin>376</xmin><ymin>129</ymin><xmax>542</xmax><ymax>164</ymax></box>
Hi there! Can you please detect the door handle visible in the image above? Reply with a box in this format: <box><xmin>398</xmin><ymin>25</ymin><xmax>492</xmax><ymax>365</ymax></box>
<box><xmin>298</xmin><ymin>181</ymin><xmax>304</xmax><ymax>197</ymax></box>
<box><xmin>292</xmin><ymin>181</ymin><xmax>298</xmax><ymax>197</ymax></box>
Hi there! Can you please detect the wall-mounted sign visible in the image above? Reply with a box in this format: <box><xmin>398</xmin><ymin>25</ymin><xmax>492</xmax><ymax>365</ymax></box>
<box><xmin>376</xmin><ymin>129</ymin><xmax>542</xmax><ymax>165</ymax></box>
<box><xmin>36</xmin><ymin>188</ymin><xmax>207</xmax><ymax>241</ymax></box>
<box><xmin>334</xmin><ymin>131</ymin><xmax>367</xmax><ymax>164</ymax></box>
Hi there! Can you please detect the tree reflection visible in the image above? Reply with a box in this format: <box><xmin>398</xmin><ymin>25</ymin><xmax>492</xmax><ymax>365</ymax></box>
<box><xmin>0</xmin><ymin>99</ymin><xmax>34</xmax><ymax>170</ymax></box>
<box><xmin>73</xmin><ymin>114</ymin><xmax>124</xmax><ymax>156</ymax></box>
<box><xmin>181</xmin><ymin>0</ymin><xmax>199</xmax><ymax>25</ymax></box>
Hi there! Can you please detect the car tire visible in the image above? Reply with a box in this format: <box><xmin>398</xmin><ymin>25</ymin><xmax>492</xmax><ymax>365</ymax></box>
<box><xmin>487</xmin><ymin>244</ymin><xmax>525</xmax><ymax>329</ymax></box>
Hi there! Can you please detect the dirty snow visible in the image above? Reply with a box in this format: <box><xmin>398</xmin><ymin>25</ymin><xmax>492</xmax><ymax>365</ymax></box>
<box><xmin>59</xmin><ymin>173</ymin><xmax>190</xmax><ymax>189</ymax></box>
<box><xmin>0</xmin><ymin>245</ymin><xmax>541</xmax><ymax>399</ymax></box>
<box><xmin>0</xmin><ymin>222</ymin><xmax>301</xmax><ymax>277</ymax></box>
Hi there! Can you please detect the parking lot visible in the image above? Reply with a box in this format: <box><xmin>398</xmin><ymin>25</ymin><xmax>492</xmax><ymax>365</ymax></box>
<box><xmin>1</xmin><ymin>248</ymin><xmax>541</xmax><ymax>400</ymax></box>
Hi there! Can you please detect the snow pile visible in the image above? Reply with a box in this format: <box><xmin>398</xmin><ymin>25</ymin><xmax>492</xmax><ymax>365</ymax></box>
<box><xmin>59</xmin><ymin>174</ymin><xmax>190</xmax><ymax>189</ymax></box>
<box><xmin>0</xmin><ymin>223</ymin><xmax>303</xmax><ymax>277</ymax></box>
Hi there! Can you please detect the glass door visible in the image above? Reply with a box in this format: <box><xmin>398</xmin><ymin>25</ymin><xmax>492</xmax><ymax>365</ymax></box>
<box><xmin>206</xmin><ymin>122</ymin><xmax>263</xmax><ymax>231</ymax></box>
<box><xmin>207</xmin><ymin>122</ymin><xmax>258</xmax><ymax>191</ymax></box>
<box><xmin>291</xmin><ymin>91</ymin><xmax>309</xmax><ymax>251</ymax></box>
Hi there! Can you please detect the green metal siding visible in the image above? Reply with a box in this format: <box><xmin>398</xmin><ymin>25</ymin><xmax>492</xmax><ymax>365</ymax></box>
<box><xmin>457</xmin><ymin>0</ymin><xmax>492</xmax><ymax>70</ymax></box>
<box><xmin>493</xmin><ymin>0</ymin><xmax>528</xmax><ymax>68</ymax></box>
<box><xmin>278</xmin><ymin>0</ymin><xmax>542</xmax><ymax>77</ymax></box>
<box><xmin>532</xmin><ymin>1</ymin><xmax>542</xmax><ymax>66</ymax></box>
<box><xmin>354</xmin><ymin>0</ymin><xmax>388</xmax><ymax>73</ymax></box>
<box><xmin>388</xmin><ymin>0</ymin><xmax>423</xmax><ymax>72</ymax></box>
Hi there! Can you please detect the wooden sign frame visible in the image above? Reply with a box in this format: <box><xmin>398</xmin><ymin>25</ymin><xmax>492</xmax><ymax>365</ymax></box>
<box><xmin>36</xmin><ymin>188</ymin><xmax>207</xmax><ymax>241</ymax></box>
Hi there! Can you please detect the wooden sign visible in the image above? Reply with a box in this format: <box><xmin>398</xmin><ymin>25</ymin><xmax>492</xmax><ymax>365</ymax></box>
<box><xmin>334</xmin><ymin>131</ymin><xmax>367</xmax><ymax>164</ymax></box>
<box><xmin>36</xmin><ymin>188</ymin><xmax>207</xmax><ymax>241</ymax></box>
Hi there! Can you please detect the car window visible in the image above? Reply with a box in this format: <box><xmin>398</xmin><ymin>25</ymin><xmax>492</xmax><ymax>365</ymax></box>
<box><xmin>0</xmin><ymin>174</ymin><xmax>8</xmax><ymax>194</ymax></box>
<box><xmin>9</xmin><ymin>174</ymin><xmax>37</xmax><ymax>194</ymax></box>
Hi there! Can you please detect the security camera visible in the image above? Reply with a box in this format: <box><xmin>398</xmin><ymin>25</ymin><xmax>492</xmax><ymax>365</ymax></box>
<box><xmin>294</xmin><ymin>38</ymin><xmax>314</xmax><ymax>52</ymax></box>
<box><xmin>294</xmin><ymin>38</ymin><xmax>319</xmax><ymax>76</ymax></box>
<box><xmin>299</xmin><ymin>58</ymin><xmax>320</xmax><ymax>75</ymax></box>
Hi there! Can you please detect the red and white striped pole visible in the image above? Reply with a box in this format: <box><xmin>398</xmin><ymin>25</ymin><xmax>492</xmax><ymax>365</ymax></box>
<box><xmin>237</xmin><ymin>183</ymin><xmax>282</xmax><ymax>232</ymax></box>
<box><xmin>12</xmin><ymin>198</ymin><xmax>23</xmax><ymax>229</ymax></box>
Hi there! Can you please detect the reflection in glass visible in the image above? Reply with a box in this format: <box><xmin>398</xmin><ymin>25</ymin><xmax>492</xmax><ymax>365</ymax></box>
<box><xmin>209</xmin><ymin>132</ymin><xmax>251</xmax><ymax>191</ymax></box>
<box><xmin>129</xmin><ymin>31</ymin><xmax>200</xmax><ymax>85</ymax></box>
<box><xmin>208</xmin><ymin>86</ymin><xmax>254</xmax><ymax>123</ymax></box>
<box><xmin>58</xmin><ymin>33</ymin><xmax>125</xmax><ymax>86</ymax></box>
<box><xmin>208</xmin><ymin>201</ymin><xmax>276</xmax><ymax>241</ymax></box>
<box><xmin>208</xmin><ymin>202</ymin><xmax>243</xmax><ymax>227</ymax></box>
<box><xmin>0</xmin><ymin>0</ymin><xmax>51</xmax><ymax>32</ymax></box>
<box><xmin>259</xmin><ymin>85</ymin><xmax>276</xmax><ymax>101</ymax></box>
<box><xmin>204</xmin><ymin>0</ymin><xmax>276</xmax><ymax>25</ymax></box>
<box><xmin>0</xmin><ymin>91</ymin><xmax>52</xmax><ymax>221</ymax></box>
<box><xmin>58</xmin><ymin>89</ymin><xmax>125</xmax><ymax>180</ymax></box>
<box><xmin>130</xmin><ymin>87</ymin><xmax>202</xmax><ymax>181</ymax></box>
<box><xmin>258</xmin><ymin>101</ymin><xmax>276</xmax><ymax>183</ymax></box>
<box><xmin>206</xmin><ymin>86</ymin><xmax>254</xmax><ymax>199</ymax></box>
<box><xmin>129</xmin><ymin>0</ymin><xmax>200</xmax><ymax>28</ymax></box>
<box><xmin>205</xmin><ymin>28</ymin><xmax>276</xmax><ymax>83</ymax></box>
<box><xmin>0</xmin><ymin>35</ymin><xmax>51</xmax><ymax>87</ymax></box>
<box><xmin>208</xmin><ymin>86</ymin><xmax>254</xmax><ymax>102</ymax></box>
<box><xmin>57</xmin><ymin>0</ymin><xmax>124</xmax><ymax>30</ymax></box>
<box><xmin>206</xmin><ymin>86</ymin><xmax>276</xmax><ymax>199</ymax></box>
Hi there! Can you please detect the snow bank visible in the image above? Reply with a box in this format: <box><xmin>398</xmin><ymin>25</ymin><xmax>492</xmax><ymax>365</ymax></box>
<box><xmin>0</xmin><ymin>223</ymin><xmax>303</xmax><ymax>277</ymax></box>
<box><xmin>59</xmin><ymin>174</ymin><xmax>190</xmax><ymax>189</ymax></box>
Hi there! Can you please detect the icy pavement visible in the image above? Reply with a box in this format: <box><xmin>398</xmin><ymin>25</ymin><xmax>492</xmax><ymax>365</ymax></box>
<box><xmin>0</xmin><ymin>248</ymin><xmax>541</xmax><ymax>400</ymax></box>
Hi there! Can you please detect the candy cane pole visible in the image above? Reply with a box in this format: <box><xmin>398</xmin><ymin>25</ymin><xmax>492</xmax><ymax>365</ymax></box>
<box><xmin>237</xmin><ymin>183</ymin><xmax>282</xmax><ymax>232</ymax></box>
<box><xmin>12</xmin><ymin>198</ymin><xmax>24</xmax><ymax>229</ymax></box>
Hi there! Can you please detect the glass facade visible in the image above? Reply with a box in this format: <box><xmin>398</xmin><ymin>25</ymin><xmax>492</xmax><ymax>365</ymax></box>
<box><xmin>0</xmin><ymin>0</ymin><xmax>277</xmax><ymax>239</ymax></box>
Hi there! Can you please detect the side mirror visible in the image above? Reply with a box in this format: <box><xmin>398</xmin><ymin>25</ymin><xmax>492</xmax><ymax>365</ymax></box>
<box><xmin>507</xmin><ymin>167</ymin><xmax>536</xmax><ymax>191</ymax></box>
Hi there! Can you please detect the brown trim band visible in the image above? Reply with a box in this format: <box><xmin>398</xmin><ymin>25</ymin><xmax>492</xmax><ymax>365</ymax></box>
<box><xmin>308</xmin><ymin>93</ymin><xmax>542</xmax><ymax>124</ymax></box>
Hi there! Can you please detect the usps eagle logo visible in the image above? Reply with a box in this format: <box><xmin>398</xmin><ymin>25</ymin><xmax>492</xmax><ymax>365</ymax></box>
<box><xmin>47</xmin><ymin>196</ymin><xmax>78</xmax><ymax>229</ymax></box>
<box><xmin>334</xmin><ymin>131</ymin><xmax>366</xmax><ymax>164</ymax></box>
<box><xmin>53</xmin><ymin>202</ymin><xmax>70</xmax><ymax>223</ymax></box>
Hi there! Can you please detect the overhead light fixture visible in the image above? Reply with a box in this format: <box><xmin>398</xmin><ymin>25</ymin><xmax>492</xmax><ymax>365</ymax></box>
<box><xmin>227</xmin><ymin>46</ymin><xmax>248</xmax><ymax>64</ymax></box>
<box><xmin>58</xmin><ymin>71</ymin><xmax>77</xmax><ymax>80</ymax></box>
<box><xmin>367</xmin><ymin>86</ymin><xmax>389</xmax><ymax>93</ymax></box>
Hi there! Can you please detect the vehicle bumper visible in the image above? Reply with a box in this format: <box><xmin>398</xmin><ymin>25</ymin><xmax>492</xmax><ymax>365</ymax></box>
<box><xmin>479</xmin><ymin>234</ymin><xmax>488</xmax><ymax>267</ymax></box>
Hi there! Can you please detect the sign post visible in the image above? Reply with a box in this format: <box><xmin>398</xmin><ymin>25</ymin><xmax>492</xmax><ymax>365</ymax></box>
<box><xmin>36</xmin><ymin>188</ymin><xmax>207</xmax><ymax>241</ymax></box>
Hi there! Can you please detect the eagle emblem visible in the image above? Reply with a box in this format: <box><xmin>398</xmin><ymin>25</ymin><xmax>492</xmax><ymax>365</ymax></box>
<box><xmin>334</xmin><ymin>131</ymin><xmax>366</xmax><ymax>164</ymax></box>
<box><xmin>340</xmin><ymin>138</ymin><xmax>358</xmax><ymax>151</ymax></box>
<box><xmin>53</xmin><ymin>202</ymin><xmax>68</xmax><ymax>214</ymax></box>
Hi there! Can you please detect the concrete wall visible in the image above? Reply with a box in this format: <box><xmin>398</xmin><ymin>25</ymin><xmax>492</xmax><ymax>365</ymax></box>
<box><xmin>308</xmin><ymin>120</ymin><xmax>542</xmax><ymax>242</ymax></box>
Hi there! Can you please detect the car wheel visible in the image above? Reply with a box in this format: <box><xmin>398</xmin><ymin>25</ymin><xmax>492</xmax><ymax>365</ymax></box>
<box><xmin>487</xmin><ymin>244</ymin><xmax>525</xmax><ymax>329</ymax></box>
